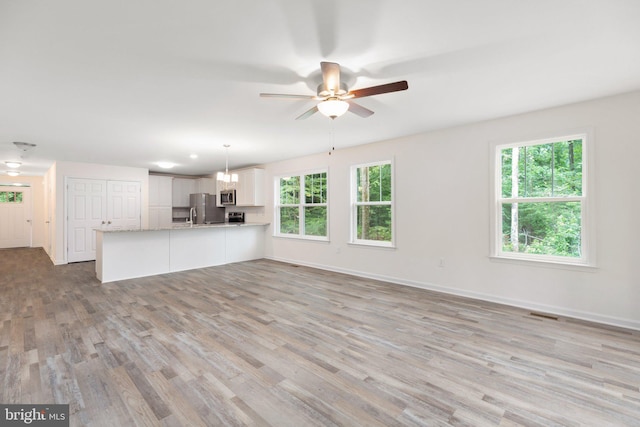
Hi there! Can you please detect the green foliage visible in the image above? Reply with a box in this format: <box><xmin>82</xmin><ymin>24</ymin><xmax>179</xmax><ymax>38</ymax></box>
<box><xmin>502</xmin><ymin>202</ymin><xmax>582</xmax><ymax>257</ymax></box>
<box><xmin>0</xmin><ymin>191</ymin><xmax>23</xmax><ymax>203</ymax></box>
<box><xmin>500</xmin><ymin>138</ymin><xmax>584</xmax><ymax>258</ymax></box>
<box><xmin>357</xmin><ymin>205</ymin><xmax>392</xmax><ymax>241</ymax></box>
<box><xmin>279</xmin><ymin>176</ymin><xmax>300</xmax><ymax>204</ymax></box>
<box><xmin>278</xmin><ymin>172</ymin><xmax>327</xmax><ymax>237</ymax></box>
<box><xmin>279</xmin><ymin>206</ymin><xmax>299</xmax><ymax>234</ymax></box>
<box><xmin>305</xmin><ymin>173</ymin><xmax>327</xmax><ymax>204</ymax></box>
<box><xmin>356</xmin><ymin>163</ymin><xmax>392</xmax><ymax>242</ymax></box>
<box><xmin>501</xmin><ymin>140</ymin><xmax>582</xmax><ymax>198</ymax></box>
<box><xmin>357</xmin><ymin>163</ymin><xmax>391</xmax><ymax>202</ymax></box>
<box><xmin>304</xmin><ymin>206</ymin><xmax>327</xmax><ymax>236</ymax></box>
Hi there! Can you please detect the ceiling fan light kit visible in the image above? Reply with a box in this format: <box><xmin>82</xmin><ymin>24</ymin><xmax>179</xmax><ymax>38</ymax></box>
<box><xmin>260</xmin><ymin>61</ymin><xmax>408</xmax><ymax>120</ymax></box>
<box><xmin>317</xmin><ymin>99</ymin><xmax>349</xmax><ymax>119</ymax></box>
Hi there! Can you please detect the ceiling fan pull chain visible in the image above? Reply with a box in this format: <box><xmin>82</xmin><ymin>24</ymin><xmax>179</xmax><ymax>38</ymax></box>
<box><xmin>329</xmin><ymin>120</ymin><xmax>335</xmax><ymax>155</ymax></box>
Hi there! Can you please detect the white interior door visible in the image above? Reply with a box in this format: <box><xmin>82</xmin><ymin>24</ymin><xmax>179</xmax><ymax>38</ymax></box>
<box><xmin>67</xmin><ymin>178</ymin><xmax>106</xmax><ymax>262</ymax></box>
<box><xmin>0</xmin><ymin>186</ymin><xmax>32</xmax><ymax>248</ymax></box>
<box><xmin>45</xmin><ymin>177</ymin><xmax>53</xmax><ymax>255</ymax></box>
<box><xmin>107</xmin><ymin>181</ymin><xmax>141</xmax><ymax>230</ymax></box>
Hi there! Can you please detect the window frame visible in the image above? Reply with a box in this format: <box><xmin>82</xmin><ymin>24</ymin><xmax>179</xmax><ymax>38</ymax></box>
<box><xmin>274</xmin><ymin>168</ymin><xmax>329</xmax><ymax>241</ymax></box>
<box><xmin>0</xmin><ymin>190</ymin><xmax>24</xmax><ymax>203</ymax></box>
<box><xmin>491</xmin><ymin>132</ymin><xmax>595</xmax><ymax>267</ymax></box>
<box><xmin>350</xmin><ymin>159</ymin><xmax>395</xmax><ymax>248</ymax></box>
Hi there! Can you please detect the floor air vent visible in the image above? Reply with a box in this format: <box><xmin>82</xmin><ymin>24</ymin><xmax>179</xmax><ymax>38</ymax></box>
<box><xmin>529</xmin><ymin>312</ymin><xmax>559</xmax><ymax>320</ymax></box>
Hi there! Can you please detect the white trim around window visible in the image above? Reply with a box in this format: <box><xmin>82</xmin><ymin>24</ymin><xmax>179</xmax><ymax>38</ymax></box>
<box><xmin>489</xmin><ymin>130</ymin><xmax>596</xmax><ymax>268</ymax></box>
<box><xmin>274</xmin><ymin>168</ymin><xmax>329</xmax><ymax>241</ymax></box>
<box><xmin>350</xmin><ymin>159</ymin><xmax>395</xmax><ymax>248</ymax></box>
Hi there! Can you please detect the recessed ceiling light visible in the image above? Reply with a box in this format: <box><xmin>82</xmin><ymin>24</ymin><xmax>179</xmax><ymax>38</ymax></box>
<box><xmin>7</xmin><ymin>170</ymin><xmax>20</xmax><ymax>176</ymax></box>
<box><xmin>190</xmin><ymin>154</ymin><xmax>198</xmax><ymax>159</ymax></box>
<box><xmin>5</xmin><ymin>161</ymin><xmax>21</xmax><ymax>168</ymax></box>
<box><xmin>156</xmin><ymin>162</ymin><xmax>176</xmax><ymax>169</ymax></box>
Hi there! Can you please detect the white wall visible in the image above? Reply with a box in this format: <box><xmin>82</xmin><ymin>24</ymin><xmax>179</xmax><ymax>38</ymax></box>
<box><xmin>48</xmin><ymin>161</ymin><xmax>149</xmax><ymax>265</ymax></box>
<box><xmin>0</xmin><ymin>175</ymin><xmax>45</xmax><ymax>248</ymax></box>
<box><xmin>262</xmin><ymin>90</ymin><xmax>640</xmax><ymax>330</ymax></box>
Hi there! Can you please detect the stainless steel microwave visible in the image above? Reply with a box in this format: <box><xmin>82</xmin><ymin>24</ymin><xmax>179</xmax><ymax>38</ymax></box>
<box><xmin>219</xmin><ymin>189</ymin><xmax>235</xmax><ymax>205</ymax></box>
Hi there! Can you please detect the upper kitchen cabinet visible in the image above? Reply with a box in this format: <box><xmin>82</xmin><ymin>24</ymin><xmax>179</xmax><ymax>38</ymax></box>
<box><xmin>172</xmin><ymin>178</ymin><xmax>196</xmax><ymax>207</ymax></box>
<box><xmin>149</xmin><ymin>175</ymin><xmax>173</xmax><ymax>207</ymax></box>
<box><xmin>235</xmin><ymin>168</ymin><xmax>265</xmax><ymax>206</ymax></box>
<box><xmin>149</xmin><ymin>175</ymin><xmax>173</xmax><ymax>228</ymax></box>
<box><xmin>195</xmin><ymin>177</ymin><xmax>215</xmax><ymax>194</ymax></box>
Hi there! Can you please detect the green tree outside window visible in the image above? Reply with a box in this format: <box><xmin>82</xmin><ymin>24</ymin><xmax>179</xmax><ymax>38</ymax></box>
<box><xmin>277</xmin><ymin>172</ymin><xmax>328</xmax><ymax>238</ymax></box>
<box><xmin>353</xmin><ymin>162</ymin><xmax>393</xmax><ymax>244</ymax></box>
<box><xmin>499</xmin><ymin>139</ymin><xmax>583</xmax><ymax>258</ymax></box>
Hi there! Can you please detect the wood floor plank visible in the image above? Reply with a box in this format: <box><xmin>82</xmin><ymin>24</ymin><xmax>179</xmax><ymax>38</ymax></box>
<box><xmin>109</xmin><ymin>364</ymin><xmax>159</xmax><ymax>426</ymax></box>
<box><xmin>1</xmin><ymin>247</ymin><xmax>640</xmax><ymax>426</ymax></box>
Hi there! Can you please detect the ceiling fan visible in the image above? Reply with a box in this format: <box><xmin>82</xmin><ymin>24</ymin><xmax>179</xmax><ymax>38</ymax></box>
<box><xmin>260</xmin><ymin>62</ymin><xmax>408</xmax><ymax>120</ymax></box>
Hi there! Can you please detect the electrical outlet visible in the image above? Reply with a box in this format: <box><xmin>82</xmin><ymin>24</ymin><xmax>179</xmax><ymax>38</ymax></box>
<box><xmin>438</xmin><ymin>258</ymin><xmax>445</xmax><ymax>268</ymax></box>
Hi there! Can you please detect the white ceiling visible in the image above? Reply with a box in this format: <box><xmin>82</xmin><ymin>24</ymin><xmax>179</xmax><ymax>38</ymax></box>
<box><xmin>1</xmin><ymin>0</ymin><xmax>639</xmax><ymax>176</ymax></box>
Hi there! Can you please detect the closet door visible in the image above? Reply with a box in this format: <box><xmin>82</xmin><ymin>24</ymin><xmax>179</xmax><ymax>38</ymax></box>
<box><xmin>67</xmin><ymin>179</ymin><xmax>141</xmax><ymax>263</ymax></box>
<box><xmin>67</xmin><ymin>178</ymin><xmax>107</xmax><ymax>262</ymax></box>
<box><xmin>107</xmin><ymin>181</ymin><xmax>141</xmax><ymax>230</ymax></box>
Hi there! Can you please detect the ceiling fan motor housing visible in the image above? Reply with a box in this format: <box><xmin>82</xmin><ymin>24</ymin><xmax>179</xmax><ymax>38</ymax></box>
<box><xmin>317</xmin><ymin>82</ymin><xmax>348</xmax><ymax>99</ymax></box>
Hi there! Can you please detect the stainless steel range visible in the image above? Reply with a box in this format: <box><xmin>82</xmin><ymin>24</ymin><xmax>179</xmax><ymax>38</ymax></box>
<box><xmin>227</xmin><ymin>212</ymin><xmax>245</xmax><ymax>223</ymax></box>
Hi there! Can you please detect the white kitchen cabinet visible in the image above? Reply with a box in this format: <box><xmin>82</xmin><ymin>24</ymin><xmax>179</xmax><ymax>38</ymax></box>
<box><xmin>225</xmin><ymin>225</ymin><xmax>266</xmax><ymax>262</ymax></box>
<box><xmin>149</xmin><ymin>175</ymin><xmax>173</xmax><ymax>207</ymax></box>
<box><xmin>172</xmin><ymin>178</ymin><xmax>196</xmax><ymax>207</ymax></box>
<box><xmin>96</xmin><ymin>223</ymin><xmax>268</xmax><ymax>283</ymax></box>
<box><xmin>149</xmin><ymin>175</ymin><xmax>173</xmax><ymax>227</ymax></box>
<box><xmin>235</xmin><ymin>168</ymin><xmax>265</xmax><ymax>206</ymax></box>
<box><xmin>195</xmin><ymin>177</ymin><xmax>215</xmax><ymax>194</ymax></box>
<box><xmin>149</xmin><ymin>206</ymin><xmax>173</xmax><ymax>228</ymax></box>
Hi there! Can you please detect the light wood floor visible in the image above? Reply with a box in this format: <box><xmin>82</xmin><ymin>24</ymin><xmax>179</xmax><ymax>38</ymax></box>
<box><xmin>1</xmin><ymin>248</ymin><xmax>639</xmax><ymax>426</ymax></box>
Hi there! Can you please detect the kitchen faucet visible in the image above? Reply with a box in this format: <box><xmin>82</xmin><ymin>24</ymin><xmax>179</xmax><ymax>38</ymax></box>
<box><xmin>188</xmin><ymin>207</ymin><xmax>196</xmax><ymax>226</ymax></box>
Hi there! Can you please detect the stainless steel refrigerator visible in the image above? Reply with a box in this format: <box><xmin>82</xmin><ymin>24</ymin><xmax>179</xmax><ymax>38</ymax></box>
<box><xmin>189</xmin><ymin>193</ymin><xmax>225</xmax><ymax>224</ymax></box>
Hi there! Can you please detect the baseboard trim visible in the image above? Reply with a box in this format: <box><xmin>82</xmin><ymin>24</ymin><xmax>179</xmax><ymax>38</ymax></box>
<box><xmin>265</xmin><ymin>256</ymin><xmax>640</xmax><ymax>332</ymax></box>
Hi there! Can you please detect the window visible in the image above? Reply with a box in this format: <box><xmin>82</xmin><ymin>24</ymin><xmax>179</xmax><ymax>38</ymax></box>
<box><xmin>0</xmin><ymin>191</ymin><xmax>23</xmax><ymax>203</ymax></box>
<box><xmin>351</xmin><ymin>160</ymin><xmax>394</xmax><ymax>247</ymax></box>
<box><xmin>494</xmin><ymin>134</ymin><xmax>592</xmax><ymax>265</ymax></box>
<box><xmin>275</xmin><ymin>170</ymin><xmax>328</xmax><ymax>240</ymax></box>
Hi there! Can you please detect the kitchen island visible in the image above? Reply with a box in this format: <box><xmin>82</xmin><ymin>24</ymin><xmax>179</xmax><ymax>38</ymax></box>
<box><xmin>95</xmin><ymin>222</ymin><xmax>269</xmax><ymax>283</ymax></box>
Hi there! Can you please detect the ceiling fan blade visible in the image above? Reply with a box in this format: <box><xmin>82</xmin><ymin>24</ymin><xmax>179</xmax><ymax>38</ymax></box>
<box><xmin>347</xmin><ymin>101</ymin><xmax>374</xmax><ymax>118</ymax></box>
<box><xmin>348</xmin><ymin>80</ymin><xmax>408</xmax><ymax>99</ymax></box>
<box><xmin>320</xmin><ymin>61</ymin><xmax>341</xmax><ymax>94</ymax></box>
<box><xmin>295</xmin><ymin>105</ymin><xmax>319</xmax><ymax>120</ymax></box>
<box><xmin>260</xmin><ymin>93</ymin><xmax>315</xmax><ymax>100</ymax></box>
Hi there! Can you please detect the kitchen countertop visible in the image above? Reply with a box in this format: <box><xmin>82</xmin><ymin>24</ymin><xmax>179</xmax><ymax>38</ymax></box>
<box><xmin>96</xmin><ymin>222</ymin><xmax>270</xmax><ymax>233</ymax></box>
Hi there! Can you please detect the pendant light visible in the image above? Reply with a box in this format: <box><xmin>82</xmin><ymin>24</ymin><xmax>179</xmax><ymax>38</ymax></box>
<box><xmin>216</xmin><ymin>144</ymin><xmax>238</xmax><ymax>190</ymax></box>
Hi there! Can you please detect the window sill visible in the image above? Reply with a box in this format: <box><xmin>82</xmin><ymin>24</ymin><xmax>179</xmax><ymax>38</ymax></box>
<box><xmin>489</xmin><ymin>255</ymin><xmax>597</xmax><ymax>272</ymax></box>
<box><xmin>273</xmin><ymin>234</ymin><xmax>329</xmax><ymax>243</ymax></box>
<box><xmin>348</xmin><ymin>241</ymin><xmax>396</xmax><ymax>250</ymax></box>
